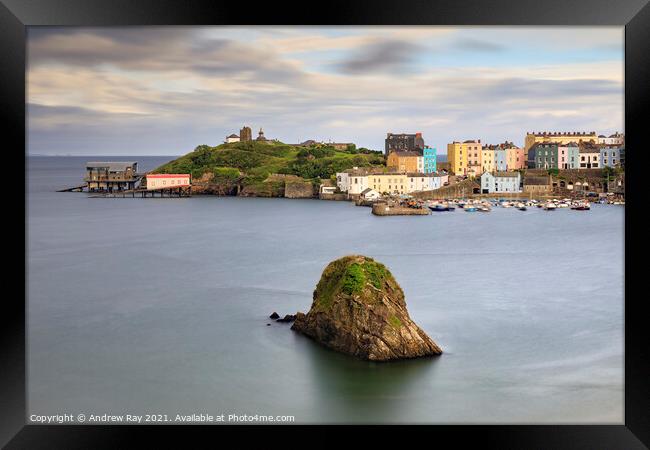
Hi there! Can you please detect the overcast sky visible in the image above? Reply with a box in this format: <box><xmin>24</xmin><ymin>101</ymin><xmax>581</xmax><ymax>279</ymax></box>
<box><xmin>27</xmin><ymin>26</ymin><xmax>624</xmax><ymax>156</ymax></box>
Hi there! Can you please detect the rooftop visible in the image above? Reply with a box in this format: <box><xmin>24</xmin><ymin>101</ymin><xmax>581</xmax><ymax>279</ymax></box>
<box><xmin>524</xmin><ymin>176</ymin><xmax>550</xmax><ymax>185</ymax></box>
<box><xmin>579</xmin><ymin>142</ymin><xmax>602</xmax><ymax>153</ymax></box>
<box><xmin>386</xmin><ymin>133</ymin><xmax>421</xmax><ymax>138</ymax></box>
<box><xmin>86</xmin><ymin>161</ymin><xmax>137</xmax><ymax>172</ymax></box>
<box><xmin>389</xmin><ymin>150</ymin><xmax>422</xmax><ymax>157</ymax></box>
<box><xmin>146</xmin><ymin>173</ymin><xmax>190</xmax><ymax>178</ymax></box>
<box><xmin>528</xmin><ymin>131</ymin><xmax>596</xmax><ymax>136</ymax></box>
<box><xmin>494</xmin><ymin>171</ymin><xmax>520</xmax><ymax>178</ymax></box>
<box><xmin>405</xmin><ymin>172</ymin><xmax>446</xmax><ymax>177</ymax></box>
<box><xmin>483</xmin><ymin>171</ymin><xmax>519</xmax><ymax>178</ymax></box>
<box><xmin>360</xmin><ymin>188</ymin><xmax>378</xmax><ymax>195</ymax></box>
<box><xmin>343</xmin><ymin>167</ymin><xmax>386</xmax><ymax>176</ymax></box>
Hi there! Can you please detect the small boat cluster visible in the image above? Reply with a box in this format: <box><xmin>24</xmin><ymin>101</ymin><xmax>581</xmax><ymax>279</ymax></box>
<box><xmin>536</xmin><ymin>199</ymin><xmax>592</xmax><ymax>210</ymax></box>
<box><xmin>425</xmin><ymin>198</ymin><xmax>600</xmax><ymax>212</ymax></box>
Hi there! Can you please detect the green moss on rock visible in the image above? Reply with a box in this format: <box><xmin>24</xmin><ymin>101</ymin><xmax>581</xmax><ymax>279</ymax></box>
<box><xmin>388</xmin><ymin>314</ymin><xmax>403</xmax><ymax>330</ymax></box>
<box><xmin>342</xmin><ymin>263</ymin><xmax>365</xmax><ymax>295</ymax></box>
<box><xmin>313</xmin><ymin>256</ymin><xmax>395</xmax><ymax>310</ymax></box>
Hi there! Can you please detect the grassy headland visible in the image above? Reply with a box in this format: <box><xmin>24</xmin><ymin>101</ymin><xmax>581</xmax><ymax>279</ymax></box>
<box><xmin>152</xmin><ymin>141</ymin><xmax>385</xmax><ymax>196</ymax></box>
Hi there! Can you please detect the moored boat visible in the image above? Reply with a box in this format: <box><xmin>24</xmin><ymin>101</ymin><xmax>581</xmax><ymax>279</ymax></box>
<box><xmin>544</xmin><ymin>202</ymin><xmax>557</xmax><ymax>210</ymax></box>
<box><xmin>571</xmin><ymin>201</ymin><xmax>590</xmax><ymax>210</ymax></box>
<box><xmin>429</xmin><ymin>204</ymin><xmax>450</xmax><ymax>212</ymax></box>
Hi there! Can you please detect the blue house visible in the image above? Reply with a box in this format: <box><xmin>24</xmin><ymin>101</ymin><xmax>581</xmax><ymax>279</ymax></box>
<box><xmin>480</xmin><ymin>171</ymin><xmax>522</xmax><ymax>194</ymax></box>
<box><xmin>600</xmin><ymin>145</ymin><xmax>622</xmax><ymax>167</ymax></box>
<box><xmin>423</xmin><ymin>146</ymin><xmax>437</xmax><ymax>173</ymax></box>
<box><xmin>559</xmin><ymin>143</ymin><xmax>580</xmax><ymax>169</ymax></box>
<box><xmin>529</xmin><ymin>143</ymin><xmax>559</xmax><ymax>169</ymax></box>
<box><xmin>494</xmin><ymin>148</ymin><xmax>507</xmax><ymax>171</ymax></box>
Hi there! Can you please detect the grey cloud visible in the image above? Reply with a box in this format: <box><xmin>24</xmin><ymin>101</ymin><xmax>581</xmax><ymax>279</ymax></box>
<box><xmin>336</xmin><ymin>39</ymin><xmax>423</xmax><ymax>74</ymax></box>
<box><xmin>453</xmin><ymin>37</ymin><xmax>506</xmax><ymax>52</ymax></box>
<box><xmin>28</xmin><ymin>27</ymin><xmax>196</xmax><ymax>67</ymax></box>
<box><xmin>28</xmin><ymin>28</ymin><xmax>306</xmax><ymax>85</ymax></box>
<box><xmin>478</xmin><ymin>77</ymin><xmax>621</xmax><ymax>100</ymax></box>
<box><xmin>28</xmin><ymin>103</ymin><xmax>152</xmax><ymax>126</ymax></box>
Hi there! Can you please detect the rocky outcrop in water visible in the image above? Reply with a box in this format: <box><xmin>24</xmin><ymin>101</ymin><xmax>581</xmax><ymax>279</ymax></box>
<box><xmin>291</xmin><ymin>255</ymin><xmax>442</xmax><ymax>361</ymax></box>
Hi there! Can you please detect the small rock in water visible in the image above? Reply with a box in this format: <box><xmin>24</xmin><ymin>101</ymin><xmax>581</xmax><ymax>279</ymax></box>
<box><xmin>266</xmin><ymin>323</ymin><xmax>271</xmax><ymax>326</ymax></box>
<box><xmin>276</xmin><ymin>314</ymin><xmax>296</xmax><ymax>323</ymax></box>
<box><xmin>291</xmin><ymin>255</ymin><xmax>442</xmax><ymax>361</ymax></box>
<box><xmin>269</xmin><ymin>312</ymin><xmax>280</xmax><ymax>319</ymax></box>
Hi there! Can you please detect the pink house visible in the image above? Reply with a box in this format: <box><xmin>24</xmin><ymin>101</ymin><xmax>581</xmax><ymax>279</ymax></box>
<box><xmin>506</xmin><ymin>146</ymin><xmax>526</xmax><ymax>170</ymax></box>
<box><xmin>145</xmin><ymin>173</ymin><xmax>191</xmax><ymax>190</ymax></box>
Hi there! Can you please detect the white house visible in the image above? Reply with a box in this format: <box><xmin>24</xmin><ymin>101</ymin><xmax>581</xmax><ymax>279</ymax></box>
<box><xmin>360</xmin><ymin>188</ymin><xmax>382</xmax><ymax>201</ymax></box>
<box><xmin>319</xmin><ymin>185</ymin><xmax>337</xmax><ymax>195</ymax></box>
<box><xmin>480</xmin><ymin>171</ymin><xmax>521</xmax><ymax>194</ymax></box>
<box><xmin>146</xmin><ymin>174</ymin><xmax>191</xmax><ymax>190</ymax></box>
<box><xmin>407</xmin><ymin>173</ymin><xmax>449</xmax><ymax>192</ymax></box>
<box><xmin>347</xmin><ymin>174</ymin><xmax>369</xmax><ymax>196</ymax></box>
<box><xmin>336</xmin><ymin>168</ymin><xmax>376</xmax><ymax>197</ymax></box>
<box><xmin>336</xmin><ymin>172</ymin><xmax>350</xmax><ymax>192</ymax></box>
<box><xmin>597</xmin><ymin>132</ymin><xmax>624</xmax><ymax>146</ymax></box>
<box><xmin>225</xmin><ymin>133</ymin><xmax>240</xmax><ymax>143</ymax></box>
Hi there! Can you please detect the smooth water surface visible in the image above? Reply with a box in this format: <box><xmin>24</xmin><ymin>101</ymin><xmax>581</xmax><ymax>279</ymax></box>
<box><xmin>27</xmin><ymin>156</ymin><xmax>624</xmax><ymax>424</ymax></box>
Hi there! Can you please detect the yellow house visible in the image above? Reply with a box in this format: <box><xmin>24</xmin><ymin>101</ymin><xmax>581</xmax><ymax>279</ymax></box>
<box><xmin>367</xmin><ymin>173</ymin><xmax>409</xmax><ymax>194</ymax></box>
<box><xmin>524</xmin><ymin>131</ymin><xmax>597</xmax><ymax>151</ymax></box>
<box><xmin>386</xmin><ymin>151</ymin><xmax>421</xmax><ymax>173</ymax></box>
<box><xmin>481</xmin><ymin>147</ymin><xmax>495</xmax><ymax>174</ymax></box>
<box><xmin>447</xmin><ymin>140</ymin><xmax>481</xmax><ymax>176</ymax></box>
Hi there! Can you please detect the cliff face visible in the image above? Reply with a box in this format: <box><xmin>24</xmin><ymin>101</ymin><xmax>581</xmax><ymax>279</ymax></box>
<box><xmin>292</xmin><ymin>255</ymin><xmax>442</xmax><ymax>361</ymax></box>
<box><xmin>284</xmin><ymin>179</ymin><xmax>317</xmax><ymax>199</ymax></box>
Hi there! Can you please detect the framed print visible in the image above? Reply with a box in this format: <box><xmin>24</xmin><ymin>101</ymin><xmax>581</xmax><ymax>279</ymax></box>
<box><xmin>2</xmin><ymin>0</ymin><xmax>648</xmax><ymax>447</ymax></box>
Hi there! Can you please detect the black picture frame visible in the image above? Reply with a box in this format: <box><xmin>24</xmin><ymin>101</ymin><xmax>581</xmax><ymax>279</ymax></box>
<box><xmin>3</xmin><ymin>0</ymin><xmax>648</xmax><ymax>447</ymax></box>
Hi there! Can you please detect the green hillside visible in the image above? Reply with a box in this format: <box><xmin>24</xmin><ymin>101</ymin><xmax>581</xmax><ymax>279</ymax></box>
<box><xmin>153</xmin><ymin>141</ymin><xmax>385</xmax><ymax>195</ymax></box>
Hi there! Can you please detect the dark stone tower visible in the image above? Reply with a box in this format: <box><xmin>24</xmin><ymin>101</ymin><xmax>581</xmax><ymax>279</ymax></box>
<box><xmin>240</xmin><ymin>126</ymin><xmax>252</xmax><ymax>142</ymax></box>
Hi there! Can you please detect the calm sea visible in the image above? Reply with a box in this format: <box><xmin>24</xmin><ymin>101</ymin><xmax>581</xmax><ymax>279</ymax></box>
<box><xmin>27</xmin><ymin>156</ymin><xmax>623</xmax><ymax>424</ymax></box>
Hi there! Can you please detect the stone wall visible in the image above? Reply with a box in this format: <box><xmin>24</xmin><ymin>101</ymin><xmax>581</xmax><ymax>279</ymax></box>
<box><xmin>319</xmin><ymin>193</ymin><xmax>347</xmax><ymax>201</ymax></box>
<box><xmin>372</xmin><ymin>203</ymin><xmax>429</xmax><ymax>216</ymax></box>
<box><xmin>284</xmin><ymin>180</ymin><xmax>317</xmax><ymax>198</ymax></box>
<box><xmin>411</xmin><ymin>178</ymin><xmax>479</xmax><ymax>200</ymax></box>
